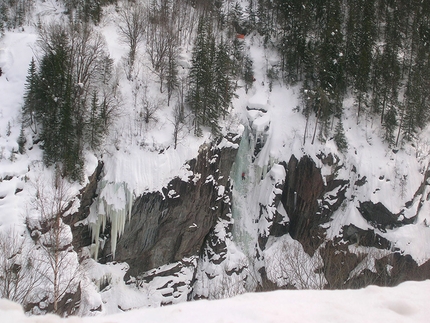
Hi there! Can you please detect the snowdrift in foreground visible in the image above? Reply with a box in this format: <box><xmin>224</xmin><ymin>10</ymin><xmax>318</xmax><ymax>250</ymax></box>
<box><xmin>1</xmin><ymin>280</ymin><xmax>429</xmax><ymax>323</ymax></box>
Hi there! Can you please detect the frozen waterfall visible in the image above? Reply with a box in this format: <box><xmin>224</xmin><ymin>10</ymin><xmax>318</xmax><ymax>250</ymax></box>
<box><xmin>88</xmin><ymin>181</ymin><xmax>133</xmax><ymax>260</ymax></box>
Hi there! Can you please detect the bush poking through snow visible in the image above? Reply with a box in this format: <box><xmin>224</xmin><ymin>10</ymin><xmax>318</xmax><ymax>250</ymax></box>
<box><xmin>0</xmin><ymin>228</ymin><xmax>43</xmax><ymax>306</ymax></box>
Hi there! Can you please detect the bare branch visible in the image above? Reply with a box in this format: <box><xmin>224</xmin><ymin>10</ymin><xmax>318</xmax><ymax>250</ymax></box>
<box><xmin>33</xmin><ymin>172</ymin><xmax>80</xmax><ymax>315</ymax></box>
<box><xmin>117</xmin><ymin>1</ymin><xmax>146</xmax><ymax>78</ymax></box>
<box><xmin>0</xmin><ymin>228</ymin><xmax>43</xmax><ymax>305</ymax></box>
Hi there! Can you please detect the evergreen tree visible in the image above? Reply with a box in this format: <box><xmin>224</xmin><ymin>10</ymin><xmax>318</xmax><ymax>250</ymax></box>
<box><xmin>275</xmin><ymin>0</ymin><xmax>311</xmax><ymax>83</ymax></box>
<box><xmin>227</xmin><ymin>0</ymin><xmax>244</xmax><ymax>33</ymax></box>
<box><xmin>334</xmin><ymin>118</ymin><xmax>348</xmax><ymax>152</ymax></box>
<box><xmin>403</xmin><ymin>43</ymin><xmax>430</xmax><ymax>140</ymax></box>
<box><xmin>302</xmin><ymin>40</ymin><xmax>317</xmax><ymax>88</ymax></box>
<box><xmin>256</xmin><ymin>0</ymin><xmax>269</xmax><ymax>37</ymax></box>
<box><xmin>36</xmin><ymin>26</ymin><xmax>74</xmax><ymax>171</ymax></box>
<box><xmin>244</xmin><ymin>0</ymin><xmax>255</xmax><ymax>31</ymax></box>
<box><xmin>188</xmin><ymin>16</ymin><xmax>211</xmax><ymax>135</ymax></box>
<box><xmin>344</xmin><ymin>0</ymin><xmax>360</xmax><ymax>84</ymax></box>
<box><xmin>317</xmin><ymin>0</ymin><xmax>345</xmax><ymax>115</ymax></box>
<box><xmin>231</xmin><ymin>36</ymin><xmax>244</xmax><ymax>78</ymax></box>
<box><xmin>23</xmin><ymin>21</ymin><xmax>112</xmax><ymax>181</ymax></box>
<box><xmin>397</xmin><ymin>2</ymin><xmax>430</xmax><ymax>142</ymax></box>
<box><xmin>380</xmin><ymin>5</ymin><xmax>401</xmax><ymax>123</ymax></box>
<box><xmin>214</xmin><ymin>38</ymin><xmax>234</xmax><ymax>120</ymax></box>
<box><xmin>17</xmin><ymin>125</ymin><xmax>26</xmax><ymax>154</ymax></box>
<box><xmin>22</xmin><ymin>57</ymin><xmax>39</xmax><ymax>133</ymax></box>
<box><xmin>0</xmin><ymin>3</ymin><xmax>6</xmax><ymax>36</ymax></box>
<box><xmin>243</xmin><ymin>55</ymin><xmax>254</xmax><ymax>94</ymax></box>
<box><xmin>187</xmin><ymin>15</ymin><xmax>236</xmax><ymax>136</ymax></box>
<box><xmin>353</xmin><ymin>0</ymin><xmax>376</xmax><ymax>121</ymax></box>
<box><xmin>383</xmin><ymin>104</ymin><xmax>397</xmax><ymax>146</ymax></box>
<box><xmin>87</xmin><ymin>91</ymin><xmax>104</xmax><ymax>150</ymax></box>
<box><xmin>203</xmin><ymin>34</ymin><xmax>219</xmax><ymax>134</ymax></box>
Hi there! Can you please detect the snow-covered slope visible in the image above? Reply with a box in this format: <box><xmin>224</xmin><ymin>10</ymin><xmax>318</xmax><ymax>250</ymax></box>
<box><xmin>2</xmin><ymin>0</ymin><xmax>430</xmax><ymax>316</ymax></box>
<box><xmin>2</xmin><ymin>280</ymin><xmax>430</xmax><ymax>323</ymax></box>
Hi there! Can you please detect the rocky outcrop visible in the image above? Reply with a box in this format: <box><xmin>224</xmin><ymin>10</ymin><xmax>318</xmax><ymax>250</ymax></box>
<box><xmin>280</xmin><ymin>153</ymin><xmax>348</xmax><ymax>254</ymax></box>
<box><xmin>358</xmin><ymin>201</ymin><xmax>414</xmax><ymax>231</ymax></box>
<box><xmin>97</xmin><ymin>135</ymin><xmax>239</xmax><ymax>278</ymax></box>
<box><xmin>68</xmin><ymin>134</ymin><xmax>430</xmax><ymax>306</ymax></box>
<box><xmin>341</xmin><ymin>224</ymin><xmax>392</xmax><ymax>249</ymax></box>
<box><xmin>258</xmin><ymin>151</ymin><xmax>430</xmax><ymax>290</ymax></box>
<box><xmin>64</xmin><ymin>161</ymin><xmax>104</xmax><ymax>252</ymax></box>
<box><xmin>283</xmin><ymin>154</ymin><xmax>324</xmax><ymax>231</ymax></box>
<box><xmin>25</xmin><ymin>285</ymin><xmax>81</xmax><ymax>316</ymax></box>
<box><xmin>136</xmin><ymin>257</ymin><xmax>198</xmax><ymax>305</ymax></box>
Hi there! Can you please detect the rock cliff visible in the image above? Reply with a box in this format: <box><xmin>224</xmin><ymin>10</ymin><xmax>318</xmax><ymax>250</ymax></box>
<box><xmin>70</xmin><ymin>130</ymin><xmax>430</xmax><ymax>309</ymax></box>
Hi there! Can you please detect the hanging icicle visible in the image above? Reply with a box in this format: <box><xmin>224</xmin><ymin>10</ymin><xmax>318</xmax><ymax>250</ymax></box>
<box><xmin>89</xmin><ymin>181</ymin><xmax>133</xmax><ymax>260</ymax></box>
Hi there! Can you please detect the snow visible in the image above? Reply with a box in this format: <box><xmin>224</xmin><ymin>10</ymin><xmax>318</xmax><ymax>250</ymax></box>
<box><xmin>247</xmin><ymin>92</ymin><xmax>268</xmax><ymax>112</ymax></box>
<box><xmin>230</xmin><ymin>31</ymin><xmax>430</xmax><ymax>265</ymax></box>
<box><xmin>1</xmin><ymin>0</ymin><xmax>430</xmax><ymax>316</ymax></box>
<box><xmin>250</xmin><ymin>111</ymin><xmax>270</xmax><ymax>134</ymax></box>
<box><xmin>79</xmin><ymin>259</ymin><xmax>161</xmax><ymax>314</ymax></box>
<box><xmin>385</xmin><ymin>223</ymin><xmax>430</xmax><ymax>266</ymax></box>
<box><xmin>264</xmin><ymin>235</ymin><xmax>327</xmax><ymax>289</ymax></box>
<box><xmin>100</xmin><ymin>136</ymin><xmax>206</xmax><ymax>196</ymax></box>
<box><xmin>1</xmin><ymin>280</ymin><xmax>430</xmax><ymax>322</ymax></box>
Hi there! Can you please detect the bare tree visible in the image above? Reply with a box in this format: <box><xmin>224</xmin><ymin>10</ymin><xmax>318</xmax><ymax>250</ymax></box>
<box><xmin>265</xmin><ymin>238</ymin><xmax>326</xmax><ymax>290</ymax></box>
<box><xmin>169</xmin><ymin>0</ymin><xmax>184</xmax><ymax>43</ymax></box>
<box><xmin>344</xmin><ymin>247</ymin><xmax>392</xmax><ymax>288</ymax></box>
<box><xmin>0</xmin><ymin>228</ymin><xmax>43</xmax><ymax>305</ymax></box>
<box><xmin>36</xmin><ymin>20</ymin><xmax>110</xmax><ymax>101</ymax></box>
<box><xmin>146</xmin><ymin>28</ymin><xmax>169</xmax><ymax>92</ymax></box>
<box><xmin>141</xmin><ymin>95</ymin><xmax>161</xmax><ymax>125</ymax></box>
<box><xmin>99</xmin><ymin>61</ymin><xmax>123</xmax><ymax>129</ymax></box>
<box><xmin>132</xmin><ymin>86</ymin><xmax>162</xmax><ymax>138</ymax></box>
<box><xmin>165</xmin><ymin>36</ymin><xmax>179</xmax><ymax>105</ymax></box>
<box><xmin>171</xmin><ymin>103</ymin><xmax>186</xmax><ymax>149</ymax></box>
<box><xmin>117</xmin><ymin>1</ymin><xmax>146</xmax><ymax>79</ymax></box>
<box><xmin>34</xmin><ymin>171</ymin><xmax>80</xmax><ymax>315</ymax></box>
<box><xmin>144</xmin><ymin>0</ymin><xmax>181</xmax><ymax>96</ymax></box>
<box><xmin>177</xmin><ymin>75</ymin><xmax>188</xmax><ymax>120</ymax></box>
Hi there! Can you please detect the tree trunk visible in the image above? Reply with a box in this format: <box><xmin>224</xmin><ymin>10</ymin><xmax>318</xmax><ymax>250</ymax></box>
<box><xmin>311</xmin><ymin>103</ymin><xmax>321</xmax><ymax>145</ymax></box>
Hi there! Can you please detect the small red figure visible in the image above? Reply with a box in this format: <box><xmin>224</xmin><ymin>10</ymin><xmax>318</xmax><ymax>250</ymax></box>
<box><xmin>241</xmin><ymin>172</ymin><xmax>245</xmax><ymax>180</ymax></box>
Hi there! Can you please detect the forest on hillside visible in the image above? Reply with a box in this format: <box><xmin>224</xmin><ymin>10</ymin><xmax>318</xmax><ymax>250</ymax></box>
<box><xmin>1</xmin><ymin>0</ymin><xmax>429</xmax><ymax>180</ymax></box>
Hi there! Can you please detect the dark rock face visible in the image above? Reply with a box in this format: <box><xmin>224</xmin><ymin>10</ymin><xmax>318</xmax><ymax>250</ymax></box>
<box><xmin>198</xmin><ymin>184</ymin><xmax>233</xmax><ymax>267</ymax></box>
<box><xmin>358</xmin><ymin>201</ymin><xmax>414</xmax><ymax>231</ymax></box>
<box><xmin>137</xmin><ymin>257</ymin><xmax>198</xmax><ymax>304</ymax></box>
<box><xmin>282</xmin><ymin>154</ymin><xmax>324</xmax><ymax>248</ymax></box>
<box><xmin>69</xmin><ymin>138</ymin><xmax>430</xmax><ymax>303</ymax></box>
<box><xmin>252</xmin><ymin>166</ymin><xmax>289</xmax><ymax>253</ymax></box>
<box><xmin>280</xmin><ymin>154</ymin><xmax>348</xmax><ymax>254</ymax></box>
<box><xmin>261</xmin><ymin>152</ymin><xmax>430</xmax><ymax>290</ymax></box>
<box><xmin>341</xmin><ymin>224</ymin><xmax>392</xmax><ymax>249</ymax></box>
<box><xmin>64</xmin><ymin>161</ymin><xmax>104</xmax><ymax>251</ymax></box>
<box><xmin>25</xmin><ymin>285</ymin><xmax>81</xmax><ymax>316</ymax></box>
<box><xmin>319</xmin><ymin>241</ymin><xmax>361</xmax><ymax>288</ymax></box>
<box><xmin>283</xmin><ymin>155</ymin><xmax>324</xmax><ymax>223</ymax></box>
<box><xmin>99</xmin><ymin>135</ymin><xmax>239</xmax><ymax>277</ymax></box>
